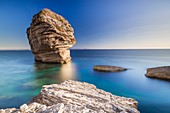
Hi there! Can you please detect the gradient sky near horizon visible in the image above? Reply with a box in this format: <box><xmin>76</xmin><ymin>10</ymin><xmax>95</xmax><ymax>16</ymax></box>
<box><xmin>0</xmin><ymin>0</ymin><xmax>170</xmax><ymax>49</ymax></box>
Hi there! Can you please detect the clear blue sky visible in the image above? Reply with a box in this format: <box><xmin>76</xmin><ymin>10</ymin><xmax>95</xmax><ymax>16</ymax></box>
<box><xmin>0</xmin><ymin>0</ymin><xmax>170</xmax><ymax>49</ymax></box>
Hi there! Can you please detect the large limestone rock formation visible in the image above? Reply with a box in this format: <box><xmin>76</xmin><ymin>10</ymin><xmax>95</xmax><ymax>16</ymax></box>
<box><xmin>27</xmin><ymin>8</ymin><xmax>76</xmax><ymax>63</ymax></box>
<box><xmin>145</xmin><ymin>66</ymin><xmax>170</xmax><ymax>80</ymax></box>
<box><xmin>0</xmin><ymin>80</ymin><xmax>139</xmax><ymax>113</ymax></box>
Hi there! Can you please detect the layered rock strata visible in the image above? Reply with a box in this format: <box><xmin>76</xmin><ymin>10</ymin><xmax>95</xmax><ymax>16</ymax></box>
<box><xmin>145</xmin><ymin>66</ymin><xmax>170</xmax><ymax>80</ymax></box>
<box><xmin>27</xmin><ymin>8</ymin><xmax>76</xmax><ymax>63</ymax></box>
<box><xmin>94</xmin><ymin>65</ymin><xmax>127</xmax><ymax>72</ymax></box>
<box><xmin>0</xmin><ymin>80</ymin><xmax>139</xmax><ymax>113</ymax></box>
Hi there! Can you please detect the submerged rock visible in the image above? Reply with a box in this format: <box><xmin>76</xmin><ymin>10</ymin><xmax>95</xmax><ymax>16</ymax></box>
<box><xmin>27</xmin><ymin>8</ymin><xmax>76</xmax><ymax>63</ymax></box>
<box><xmin>0</xmin><ymin>80</ymin><xmax>139</xmax><ymax>113</ymax></box>
<box><xmin>93</xmin><ymin>65</ymin><xmax>127</xmax><ymax>72</ymax></box>
<box><xmin>145</xmin><ymin>66</ymin><xmax>170</xmax><ymax>80</ymax></box>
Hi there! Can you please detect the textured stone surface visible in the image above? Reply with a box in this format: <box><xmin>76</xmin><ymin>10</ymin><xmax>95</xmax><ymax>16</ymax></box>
<box><xmin>0</xmin><ymin>80</ymin><xmax>139</xmax><ymax>113</ymax></box>
<box><xmin>31</xmin><ymin>80</ymin><xmax>139</xmax><ymax>113</ymax></box>
<box><xmin>27</xmin><ymin>8</ymin><xmax>76</xmax><ymax>63</ymax></box>
<box><xmin>145</xmin><ymin>66</ymin><xmax>170</xmax><ymax>80</ymax></box>
<box><xmin>0</xmin><ymin>108</ymin><xmax>20</xmax><ymax>113</ymax></box>
<box><xmin>93</xmin><ymin>65</ymin><xmax>127</xmax><ymax>72</ymax></box>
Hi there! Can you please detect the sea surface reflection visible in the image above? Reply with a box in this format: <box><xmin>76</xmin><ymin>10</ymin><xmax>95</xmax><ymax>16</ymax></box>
<box><xmin>0</xmin><ymin>51</ymin><xmax>77</xmax><ymax>108</ymax></box>
<box><xmin>34</xmin><ymin>61</ymin><xmax>77</xmax><ymax>83</ymax></box>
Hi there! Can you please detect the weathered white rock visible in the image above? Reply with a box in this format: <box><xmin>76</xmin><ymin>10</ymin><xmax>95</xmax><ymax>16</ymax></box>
<box><xmin>0</xmin><ymin>108</ymin><xmax>20</xmax><ymax>113</ymax></box>
<box><xmin>0</xmin><ymin>80</ymin><xmax>139</xmax><ymax>113</ymax></box>
<box><xmin>31</xmin><ymin>80</ymin><xmax>139</xmax><ymax>113</ymax></box>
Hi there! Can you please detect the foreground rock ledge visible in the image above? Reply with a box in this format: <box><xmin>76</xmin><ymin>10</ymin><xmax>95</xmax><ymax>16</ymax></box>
<box><xmin>0</xmin><ymin>80</ymin><xmax>139</xmax><ymax>113</ymax></box>
<box><xmin>145</xmin><ymin>66</ymin><xmax>170</xmax><ymax>80</ymax></box>
<box><xmin>27</xmin><ymin>8</ymin><xmax>76</xmax><ymax>63</ymax></box>
<box><xmin>94</xmin><ymin>65</ymin><xmax>127</xmax><ymax>72</ymax></box>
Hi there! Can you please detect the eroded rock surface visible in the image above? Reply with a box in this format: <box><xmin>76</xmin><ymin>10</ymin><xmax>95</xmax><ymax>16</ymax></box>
<box><xmin>94</xmin><ymin>65</ymin><xmax>127</xmax><ymax>72</ymax></box>
<box><xmin>145</xmin><ymin>66</ymin><xmax>170</xmax><ymax>80</ymax></box>
<box><xmin>0</xmin><ymin>80</ymin><xmax>139</xmax><ymax>113</ymax></box>
<box><xmin>27</xmin><ymin>8</ymin><xmax>76</xmax><ymax>63</ymax></box>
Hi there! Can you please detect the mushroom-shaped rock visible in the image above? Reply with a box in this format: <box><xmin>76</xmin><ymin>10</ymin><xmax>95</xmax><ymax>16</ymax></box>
<box><xmin>145</xmin><ymin>66</ymin><xmax>170</xmax><ymax>80</ymax></box>
<box><xmin>93</xmin><ymin>65</ymin><xmax>127</xmax><ymax>72</ymax></box>
<box><xmin>27</xmin><ymin>8</ymin><xmax>76</xmax><ymax>63</ymax></box>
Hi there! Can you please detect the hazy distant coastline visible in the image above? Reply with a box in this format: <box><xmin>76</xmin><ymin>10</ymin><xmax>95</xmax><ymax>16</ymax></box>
<box><xmin>1</xmin><ymin>48</ymin><xmax>170</xmax><ymax>51</ymax></box>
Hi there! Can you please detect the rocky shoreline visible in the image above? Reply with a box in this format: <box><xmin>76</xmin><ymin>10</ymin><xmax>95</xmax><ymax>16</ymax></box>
<box><xmin>0</xmin><ymin>80</ymin><xmax>139</xmax><ymax>113</ymax></box>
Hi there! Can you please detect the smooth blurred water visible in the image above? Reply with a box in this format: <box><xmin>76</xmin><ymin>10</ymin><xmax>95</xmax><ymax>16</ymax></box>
<box><xmin>0</xmin><ymin>50</ymin><xmax>170</xmax><ymax>113</ymax></box>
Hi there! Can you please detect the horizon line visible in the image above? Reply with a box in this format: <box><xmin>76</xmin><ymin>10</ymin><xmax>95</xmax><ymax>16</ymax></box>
<box><xmin>0</xmin><ymin>48</ymin><xmax>170</xmax><ymax>50</ymax></box>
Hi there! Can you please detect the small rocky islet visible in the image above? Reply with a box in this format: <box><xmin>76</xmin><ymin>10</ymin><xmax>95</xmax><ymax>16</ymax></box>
<box><xmin>145</xmin><ymin>66</ymin><xmax>170</xmax><ymax>80</ymax></box>
<box><xmin>93</xmin><ymin>65</ymin><xmax>127</xmax><ymax>72</ymax></box>
<box><xmin>93</xmin><ymin>65</ymin><xmax>170</xmax><ymax>82</ymax></box>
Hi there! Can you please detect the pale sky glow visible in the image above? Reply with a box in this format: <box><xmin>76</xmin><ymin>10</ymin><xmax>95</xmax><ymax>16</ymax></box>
<box><xmin>0</xmin><ymin>0</ymin><xmax>170</xmax><ymax>50</ymax></box>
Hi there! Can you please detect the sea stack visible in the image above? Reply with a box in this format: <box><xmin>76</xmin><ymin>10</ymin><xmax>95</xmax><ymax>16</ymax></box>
<box><xmin>27</xmin><ymin>8</ymin><xmax>76</xmax><ymax>63</ymax></box>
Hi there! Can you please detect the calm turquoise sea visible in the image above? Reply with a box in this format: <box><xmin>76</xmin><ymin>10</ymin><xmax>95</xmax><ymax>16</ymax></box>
<box><xmin>0</xmin><ymin>50</ymin><xmax>170</xmax><ymax>113</ymax></box>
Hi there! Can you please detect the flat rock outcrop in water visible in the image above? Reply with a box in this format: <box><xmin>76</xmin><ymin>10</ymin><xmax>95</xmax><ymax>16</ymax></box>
<box><xmin>27</xmin><ymin>8</ymin><xmax>76</xmax><ymax>63</ymax></box>
<box><xmin>145</xmin><ymin>66</ymin><xmax>170</xmax><ymax>80</ymax></box>
<box><xmin>94</xmin><ymin>65</ymin><xmax>127</xmax><ymax>72</ymax></box>
<box><xmin>0</xmin><ymin>80</ymin><xmax>139</xmax><ymax>113</ymax></box>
